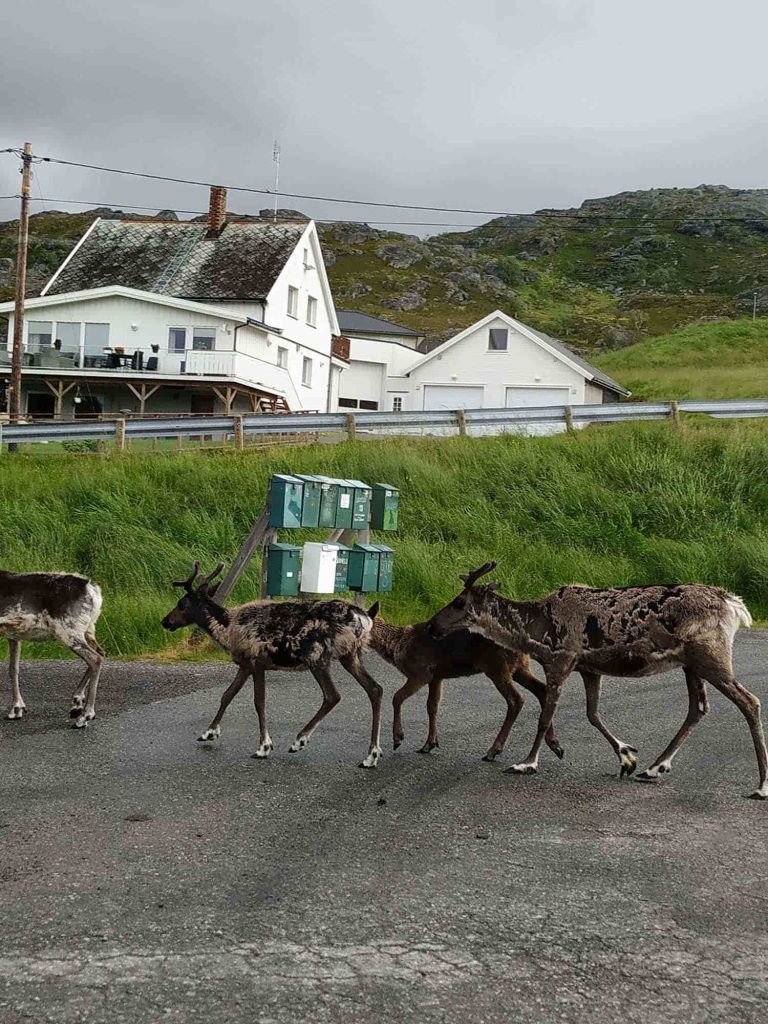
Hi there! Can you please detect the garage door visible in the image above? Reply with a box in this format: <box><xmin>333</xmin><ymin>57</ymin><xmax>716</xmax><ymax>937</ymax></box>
<box><xmin>423</xmin><ymin>385</ymin><xmax>484</xmax><ymax>410</ymax></box>
<box><xmin>505</xmin><ymin>386</ymin><xmax>570</xmax><ymax>408</ymax></box>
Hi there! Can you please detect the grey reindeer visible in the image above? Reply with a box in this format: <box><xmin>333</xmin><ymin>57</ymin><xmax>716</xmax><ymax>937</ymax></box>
<box><xmin>428</xmin><ymin>563</ymin><xmax>766</xmax><ymax>799</ymax></box>
<box><xmin>0</xmin><ymin>569</ymin><xmax>104</xmax><ymax>728</ymax></box>
<box><xmin>161</xmin><ymin>562</ymin><xmax>384</xmax><ymax>767</ymax></box>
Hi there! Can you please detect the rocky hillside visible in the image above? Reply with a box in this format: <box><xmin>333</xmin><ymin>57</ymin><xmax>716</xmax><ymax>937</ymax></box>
<box><xmin>3</xmin><ymin>185</ymin><xmax>768</xmax><ymax>352</ymax></box>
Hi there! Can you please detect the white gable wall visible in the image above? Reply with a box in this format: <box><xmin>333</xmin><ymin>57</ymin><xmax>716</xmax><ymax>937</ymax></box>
<box><xmin>407</xmin><ymin>315</ymin><xmax>585</xmax><ymax>409</ymax></box>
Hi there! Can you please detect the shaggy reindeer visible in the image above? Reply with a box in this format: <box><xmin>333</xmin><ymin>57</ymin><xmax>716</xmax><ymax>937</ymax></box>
<box><xmin>429</xmin><ymin>563</ymin><xmax>766</xmax><ymax>798</ymax></box>
<box><xmin>161</xmin><ymin>562</ymin><xmax>384</xmax><ymax>767</ymax></box>
<box><xmin>370</xmin><ymin>616</ymin><xmax>564</xmax><ymax>762</ymax></box>
<box><xmin>0</xmin><ymin>569</ymin><xmax>104</xmax><ymax>727</ymax></box>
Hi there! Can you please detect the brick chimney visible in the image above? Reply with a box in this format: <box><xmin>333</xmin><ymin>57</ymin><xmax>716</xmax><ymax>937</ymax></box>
<box><xmin>207</xmin><ymin>185</ymin><xmax>227</xmax><ymax>236</ymax></box>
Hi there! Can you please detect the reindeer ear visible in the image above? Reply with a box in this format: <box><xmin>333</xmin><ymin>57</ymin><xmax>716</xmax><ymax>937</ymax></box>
<box><xmin>487</xmin><ymin>582</ymin><xmax>501</xmax><ymax>591</ymax></box>
<box><xmin>368</xmin><ymin>601</ymin><xmax>380</xmax><ymax>619</ymax></box>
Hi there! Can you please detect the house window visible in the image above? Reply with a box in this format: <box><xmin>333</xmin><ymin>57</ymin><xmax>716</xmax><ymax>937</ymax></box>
<box><xmin>360</xmin><ymin>400</ymin><xmax>378</xmax><ymax>410</ymax></box>
<box><xmin>287</xmin><ymin>286</ymin><xmax>299</xmax><ymax>318</ymax></box>
<box><xmin>168</xmin><ymin>327</ymin><xmax>186</xmax><ymax>352</ymax></box>
<box><xmin>338</xmin><ymin>397</ymin><xmax>358</xmax><ymax>409</ymax></box>
<box><xmin>488</xmin><ymin>328</ymin><xmax>508</xmax><ymax>351</ymax></box>
<box><xmin>302</xmin><ymin>356</ymin><xmax>312</xmax><ymax>386</ymax></box>
<box><xmin>53</xmin><ymin>322</ymin><xmax>80</xmax><ymax>358</ymax></box>
<box><xmin>303</xmin><ymin>247</ymin><xmax>313</xmax><ymax>269</ymax></box>
<box><xmin>192</xmin><ymin>327</ymin><xmax>216</xmax><ymax>351</ymax></box>
<box><xmin>392</xmin><ymin>396</ymin><xmax>403</xmax><ymax>412</ymax></box>
<box><xmin>83</xmin><ymin>323</ymin><xmax>110</xmax><ymax>358</ymax></box>
<box><xmin>306</xmin><ymin>295</ymin><xmax>317</xmax><ymax>327</ymax></box>
<box><xmin>277</xmin><ymin>346</ymin><xmax>289</xmax><ymax>368</ymax></box>
<box><xmin>27</xmin><ymin>321</ymin><xmax>53</xmax><ymax>352</ymax></box>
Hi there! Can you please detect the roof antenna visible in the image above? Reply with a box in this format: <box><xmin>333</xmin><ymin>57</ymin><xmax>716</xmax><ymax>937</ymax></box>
<box><xmin>272</xmin><ymin>140</ymin><xmax>281</xmax><ymax>223</ymax></box>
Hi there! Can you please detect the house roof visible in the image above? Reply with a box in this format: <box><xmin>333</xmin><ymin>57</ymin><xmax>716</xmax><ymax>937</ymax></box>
<box><xmin>42</xmin><ymin>219</ymin><xmax>308</xmax><ymax>300</ymax></box>
<box><xmin>336</xmin><ymin>310</ymin><xmax>423</xmax><ymax>338</ymax></box>
<box><xmin>407</xmin><ymin>310</ymin><xmax>630</xmax><ymax>397</ymax></box>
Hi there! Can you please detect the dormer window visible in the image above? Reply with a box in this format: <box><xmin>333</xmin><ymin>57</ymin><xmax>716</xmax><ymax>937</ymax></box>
<box><xmin>488</xmin><ymin>328</ymin><xmax>508</xmax><ymax>351</ymax></box>
<box><xmin>287</xmin><ymin>286</ymin><xmax>299</xmax><ymax>318</ymax></box>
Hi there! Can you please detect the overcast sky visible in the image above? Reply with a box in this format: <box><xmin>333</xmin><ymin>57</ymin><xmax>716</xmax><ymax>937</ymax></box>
<box><xmin>2</xmin><ymin>0</ymin><xmax>768</xmax><ymax>235</ymax></box>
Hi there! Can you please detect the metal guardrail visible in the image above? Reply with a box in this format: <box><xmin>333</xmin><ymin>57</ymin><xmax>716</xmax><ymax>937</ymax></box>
<box><xmin>1</xmin><ymin>399</ymin><xmax>767</xmax><ymax>448</ymax></box>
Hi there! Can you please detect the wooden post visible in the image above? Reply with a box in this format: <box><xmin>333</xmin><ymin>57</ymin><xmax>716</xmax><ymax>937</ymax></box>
<box><xmin>177</xmin><ymin>434</ymin><xmax>183</xmax><ymax>452</ymax></box>
<box><xmin>457</xmin><ymin>408</ymin><xmax>467</xmax><ymax>436</ymax></box>
<box><xmin>669</xmin><ymin>400</ymin><xmax>681</xmax><ymax>430</ymax></box>
<box><xmin>215</xmin><ymin>509</ymin><xmax>271</xmax><ymax>603</ymax></box>
<box><xmin>9</xmin><ymin>143</ymin><xmax>33</xmax><ymax>431</ymax></box>
<box><xmin>346</xmin><ymin>412</ymin><xmax>356</xmax><ymax>441</ymax></box>
<box><xmin>353</xmin><ymin>526</ymin><xmax>370</xmax><ymax>608</ymax></box>
<box><xmin>233</xmin><ymin>415</ymin><xmax>244</xmax><ymax>450</ymax></box>
<box><xmin>115</xmin><ymin>418</ymin><xmax>126</xmax><ymax>451</ymax></box>
<box><xmin>260</xmin><ymin>527</ymin><xmax>277</xmax><ymax>598</ymax></box>
<box><xmin>43</xmin><ymin>379</ymin><xmax>77</xmax><ymax>420</ymax></box>
<box><xmin>564</xmin><ymin>405</ymin><xmax>575</xmax><ymax>434</ymax></box>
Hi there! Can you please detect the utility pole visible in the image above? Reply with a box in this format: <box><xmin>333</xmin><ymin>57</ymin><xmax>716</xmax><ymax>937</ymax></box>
<box><xmin>272</xmin><ymin>140</ymin><xmax>280</xmax><ymax>222</ymax></box>
<box><xmin>10</xmin><ymin>142</ymin><xmax>33</xmax><ymax>425</ymax></box>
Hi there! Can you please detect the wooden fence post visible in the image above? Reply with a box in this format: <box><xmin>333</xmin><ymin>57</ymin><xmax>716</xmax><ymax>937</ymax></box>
<box><xmin>669</xmin><ymin>401</ymin><xmax>681</xmax><ymax>429</ymax></box>
<box><xmin>233</xmin><ymin>415</ymin><xmax>245</xmax><ymax>450</ymax></box>
<box><xmin>346</xmin><ymin>412</ymin><xmax>356</xmax><ymax>441</ymax></box>
<box><xmin>564</xmin><ymin>405</ymin><xmax>575</xmax><ymax>434</ymax></box>
<box><xmin>457</xmin><ymin>408</ymin><xmax>467</xmax><ymax>437</ymax></box>
<box><xmin>115</xmin><ymin>419</ymin><xmax>126</xmax><ymax>452</ymax></box>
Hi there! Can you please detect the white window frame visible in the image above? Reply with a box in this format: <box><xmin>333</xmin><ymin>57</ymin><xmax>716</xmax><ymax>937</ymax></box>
<box><xmin>303</xmin><ymin>247</ymin><xmax>314</xmax><ymax>270</ymax></box>
<box><xmin>306</xmin><ymin>295</ymin><xmax>317</xmax><ymax>327</ymax></box>
<box><xmin>392</xmin><ymin>395</ymin><xmax>403</xmax><ymax>412</ymax></box>
<box><xmin>287</xmin><ymin>286</ymin><xmax>299</xmax><ymax>318</ymax></box>
<box><xmin>191</xmin><ymin>326</ymin><xmax>216</xmax><ymax>351</ymax></box>
<box><xmin>302</xmin><ymin>356</ymin><xmax>313</xmax><ymax>386</ymax></box>
<box><xmin>277</xmin><ymin>346</ymin><xmax>289</xmax><ymax>369</ymax></box>
<box><xmin>488</xmin><ymin>328</ymin><xmax>509</xmax><ymax>351</ymax></box>
<box><xmin>168</xmin><ymin>327</ymin><xmax>187</xmax><ymax>352</ymax></box>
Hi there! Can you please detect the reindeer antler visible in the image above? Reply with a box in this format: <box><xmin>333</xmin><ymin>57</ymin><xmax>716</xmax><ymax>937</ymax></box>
<box><xmin>199</xmin><ymin>562</ymin><xmax>225</xmax><ymax>587</ymax></box>
<box><xmin>458</xmin><ymin>561</ymin><xmax>497</xmax><ymax>588</ymax></box>
<box><xmin>172</xmin><ymin>561</ymin><xmax>201</xmax><ymax>590</ymax></box>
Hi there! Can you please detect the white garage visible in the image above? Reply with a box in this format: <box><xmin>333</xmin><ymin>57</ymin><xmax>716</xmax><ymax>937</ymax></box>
<box><xmin>423</xmin><ymin>384</ymin><xmax>484</xmax><ymax>410</ymax></box>
<box><xmin>505</xmin><ymin>386</ymin><xmax>571</xmax><ymax>408</ymax></box>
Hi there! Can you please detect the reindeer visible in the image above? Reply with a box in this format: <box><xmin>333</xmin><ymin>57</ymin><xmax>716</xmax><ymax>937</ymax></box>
<box><xmin>0</xmin><ymin>569</ymin><xmax>104</xmax><ymax>728</ymax></box>
<box><xmin>161</xmin><ymin>562</ymin><xmax>384</xmax><ymax>767</ymax></box>
<box><xmin>428</xmin><ymin>563</ymin><xmax>766</xmax><ymax>799</ymax></box>
<box><xmin>370</xmin><ymin>615</ymin><xmax>564</xmax><ymax>762</ymax></box>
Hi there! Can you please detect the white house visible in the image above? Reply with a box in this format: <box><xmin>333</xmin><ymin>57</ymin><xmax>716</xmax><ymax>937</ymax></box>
<box><xmin>0</xmin><ymin>187</ymin><xmax>347</xmax><ymax>419</ymax></box>
<box><xmin>334</xmin><ymin>309</ymin><xmax>628</xmax><ymax>415</ymax></box>
<box><xmin>336</xmin><ymin>311</ymin><xmax>425</xmax><ymax>412</ymax></box>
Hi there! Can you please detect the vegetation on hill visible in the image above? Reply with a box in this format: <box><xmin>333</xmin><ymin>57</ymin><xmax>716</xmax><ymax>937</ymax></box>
<box><xmin>596</xmin><ymin>319</ymin><xmax>768</xmax><ymax>400</ymax></box>
<box><xmin>3</xmin><ymin>185</ymin><xmax>768</xmax><ymax>351</ymax></box>
<box><xmin>1</xmin><ymin>419</ymin><xmax>767</xmax><ymax>660</ymax></box>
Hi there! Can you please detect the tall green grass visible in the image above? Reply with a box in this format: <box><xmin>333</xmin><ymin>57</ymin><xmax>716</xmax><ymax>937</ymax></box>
<box><xmin>2</xmin><ymin>419</ymin><xmax>768</xmax><ymax>658</ymax></box>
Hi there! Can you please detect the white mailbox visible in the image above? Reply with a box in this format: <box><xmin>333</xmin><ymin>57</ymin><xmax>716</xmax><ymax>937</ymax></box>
<box><xmin>300</xmin><ymin>542</ymin><xmax>339</xmax><ymax>594</ymax></box>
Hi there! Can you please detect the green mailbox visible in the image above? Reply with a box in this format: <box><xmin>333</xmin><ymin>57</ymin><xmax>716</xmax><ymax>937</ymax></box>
<box><xmin>333</xmin><ymin>544</ymin><xmax>353</xmax><ymax>592</ymax></box>
<box><xmin>334</xmin><ymin>479</ymin><xmax>355</xmax><ymax>529</ymax></box>
<box><xmin>371</xmin><ymin>483</ymin><xmax>399</xmax><ymax>532</ymax></box>
<box><xmin>347</xmin><ymin>544</ymin><xmax>381</xmax><ymax>593</ymax></box>
<box><xmin>265</xmin><ymin>543</ymin><xmax>301</xmax><ymax>597</ymax></box>
<box><xmin>294</xmin><ymin>474</ymin><xmax>322</xmax><ymax>528</ymax></box>
<box><xmin>372</xmin><ymin>544</ymin><xmax>394</xmax><ymax>592</ymax></box>
<box><xmin>268</xmin><ymin>474</ymin><xmax>303</xmax><ymax>528</ymax></box>
<box><xmin>347</xmin><ymin>479</ymin><xmax>372</xmax><ymax>529</ymax></box>
<box><xmin>317</xmin><ymin>477</ymin><xmax>340</xmax><ymax>529</ymax></box>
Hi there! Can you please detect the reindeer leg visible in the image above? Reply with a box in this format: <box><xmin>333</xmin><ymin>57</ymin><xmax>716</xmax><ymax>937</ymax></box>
<box><xmin>483</xmin><ymin>669</ymin><xmax>523</xmax><ymax>761</ymax></box>
<box><xmin>250</xmin><ymin>666</ymin><xmax>273</xmax><ymax>759</ymax></box>
<box><xmin>198</xmin><ymin>666</ymin><xmax>249</xmax><ymax>741</ymax></box>
<box><xmin>512</xmin><ymin>661</ymin><xmax>564</xmax><ymax>759</ymax></box>
<box><xmin>69</xmin><ymin>665</ymin><xmax>92</xmax><ymax>719</ymax></box>
<box><xmin>392</xmin><ymin>673</ymin><xmax>429</xmax><ymax>749</ymax></box>
<box><xmin>504</xmin><ymin>663</ymin><xmax>569</xmax><ymax>776</ymax></box>
<box><xmin>636</xmin><ymin>669</ymin><xmax>707</xmax><ymax>784</ymax></box>
<box><xmin>420</xmin><ymin>678</ymin><xmax>443</xmax><ymax>754</ymax></box>
<box><xmin>582</xmin><ymin>671</ymin><xmax>638</xmax><ymax>777</ymax></box>
<box><xmin>6</xmin><ymin>640</ymin><xmax>25</xmax><ymax>720</ymax></box>
<box><xmin>339</xmin><ymin>651</ymin><xmax>383</xmax><ymax>768</ymax></box>
<box><xmin>66</xmin><ymin>636</ymin><xmax>103</xmax><ymax>729</ymax></box>
<box><xmin>289</xmin><ymin>661</ymin><xmax>340</xmax><ymax>754</ymax></box>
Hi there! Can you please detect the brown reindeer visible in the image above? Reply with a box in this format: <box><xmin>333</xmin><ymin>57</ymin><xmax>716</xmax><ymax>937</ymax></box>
<box><xmin>370</xmin><ymin>616</ymin><xmax>564</xmax><ymax>762</ymax></box>
<box><xmin>428</xmin><ymin>563</ymin><xmax>766</xmax><ymax>798</ymax></box>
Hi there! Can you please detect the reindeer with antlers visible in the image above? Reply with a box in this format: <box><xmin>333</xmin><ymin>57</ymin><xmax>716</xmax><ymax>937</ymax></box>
<box><xmin>161</xmin><ymin>562</ymin><xmax>384</xmax><ymax>768</ymax></box>
<box><xmin>428</xmin><ymin>563</ymin><xmax>766</xmax><ymax>798</ymax></box>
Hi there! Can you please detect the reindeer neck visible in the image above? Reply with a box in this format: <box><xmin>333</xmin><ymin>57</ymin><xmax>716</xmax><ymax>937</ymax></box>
<box><xmin>193</xmin><ymin>598</ymin><xmax>232</xmax><ymax>650</ymax></box>
<box><xmin>476</xmin><ymin>593</ymin><xmax>545</xmax><ymax>648</ymax></box>
<box><xmin>369</xmin><ymin>618</ymin><xmax>407</xmax><ymax>664</ymax></box>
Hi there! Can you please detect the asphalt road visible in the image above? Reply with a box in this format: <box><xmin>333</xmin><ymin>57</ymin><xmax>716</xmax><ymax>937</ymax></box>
<box><xmin>2</xmin><ymin>634</ymin><xmax>768</xmax><ymax>1024</ymax></box>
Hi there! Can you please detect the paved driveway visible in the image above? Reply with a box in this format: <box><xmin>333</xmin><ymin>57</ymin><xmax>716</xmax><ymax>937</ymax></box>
<box><xmin>1</xmin><ymin>634</ymin><xmax>767</xmax><ymax>1023</ymax></box>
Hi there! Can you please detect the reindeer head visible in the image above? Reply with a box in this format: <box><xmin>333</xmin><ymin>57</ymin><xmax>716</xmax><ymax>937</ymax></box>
<box><xmin>427</xmin><ymin>562</ymin><xmax>500</xmax><ymax>638</ymax></box>
<box><xmin>161</xmin><ymin>561</ymin><xmax>225</xmax><ymax>632</ymax></box>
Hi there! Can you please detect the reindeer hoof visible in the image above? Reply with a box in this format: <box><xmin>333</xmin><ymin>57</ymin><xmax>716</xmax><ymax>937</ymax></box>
<box><xmin>504</xmin><ymin>763</ymin><xmax>538</xmax><ymax>775</ymax></box>
<box><xmin>6</xmin><ymin>706</ymin><xmax>26</xmax><ymax>720</ymax></box>
<box><xmin>482</xmin><ymin>749</ymin><xmax>501</xmax><ymax>762</ymax></box>
<box><xmin>289</xmin><ymin>736</ymin><xmax>308</xmax><ymax>753</ymax></box>
<box><xmin>359</xmin><ymin>748</ymin><xmax>381</xmax><ymax>769</ymax></box>
<box><xmin>72</xmin><ymin>712</ymin><xmax>94</xmax><ymax>730</ymax></box>
<box><xmin>418</xmin><ymin>741</ymin><xmax>439</xmax><ymax>755</ymax></box>
<box><xmin>549</xmin><ymin>741</ymin><xmax>565</xmax><ymax>760</ymax></box>
<box><xmin>198</xmin><ymin>727</ymin><xmax>220</xmax><ymax>742</ymax></box>
<box><xmin>748</xmin><ymin>788</ymin><xmax>768</xmax><ymax>801</ymax></box>
<box><xmin>251</xmin><ymin>742</ymin><xmax>274</xmax><ymax>760</ymax></box>
<box><xmin>69</xmin><ymin>707</ymin><xmax>83</xmax><ymax>719</ymax></box>
<box><xmin>393</xmin><ymin>732</ymin><xmax>404</xmax><ymax>750</ymax></box>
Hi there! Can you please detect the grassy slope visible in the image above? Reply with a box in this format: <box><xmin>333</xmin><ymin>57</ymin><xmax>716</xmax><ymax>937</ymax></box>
<box><xmin>596</xmin><ymin>319</ymin><xmax>768</xmax><ymax>399</ymax></box>
<box><xmin>2</xmin><ymin>420</ymin><xmax>768</xmax><ymax>659</ymax></box>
